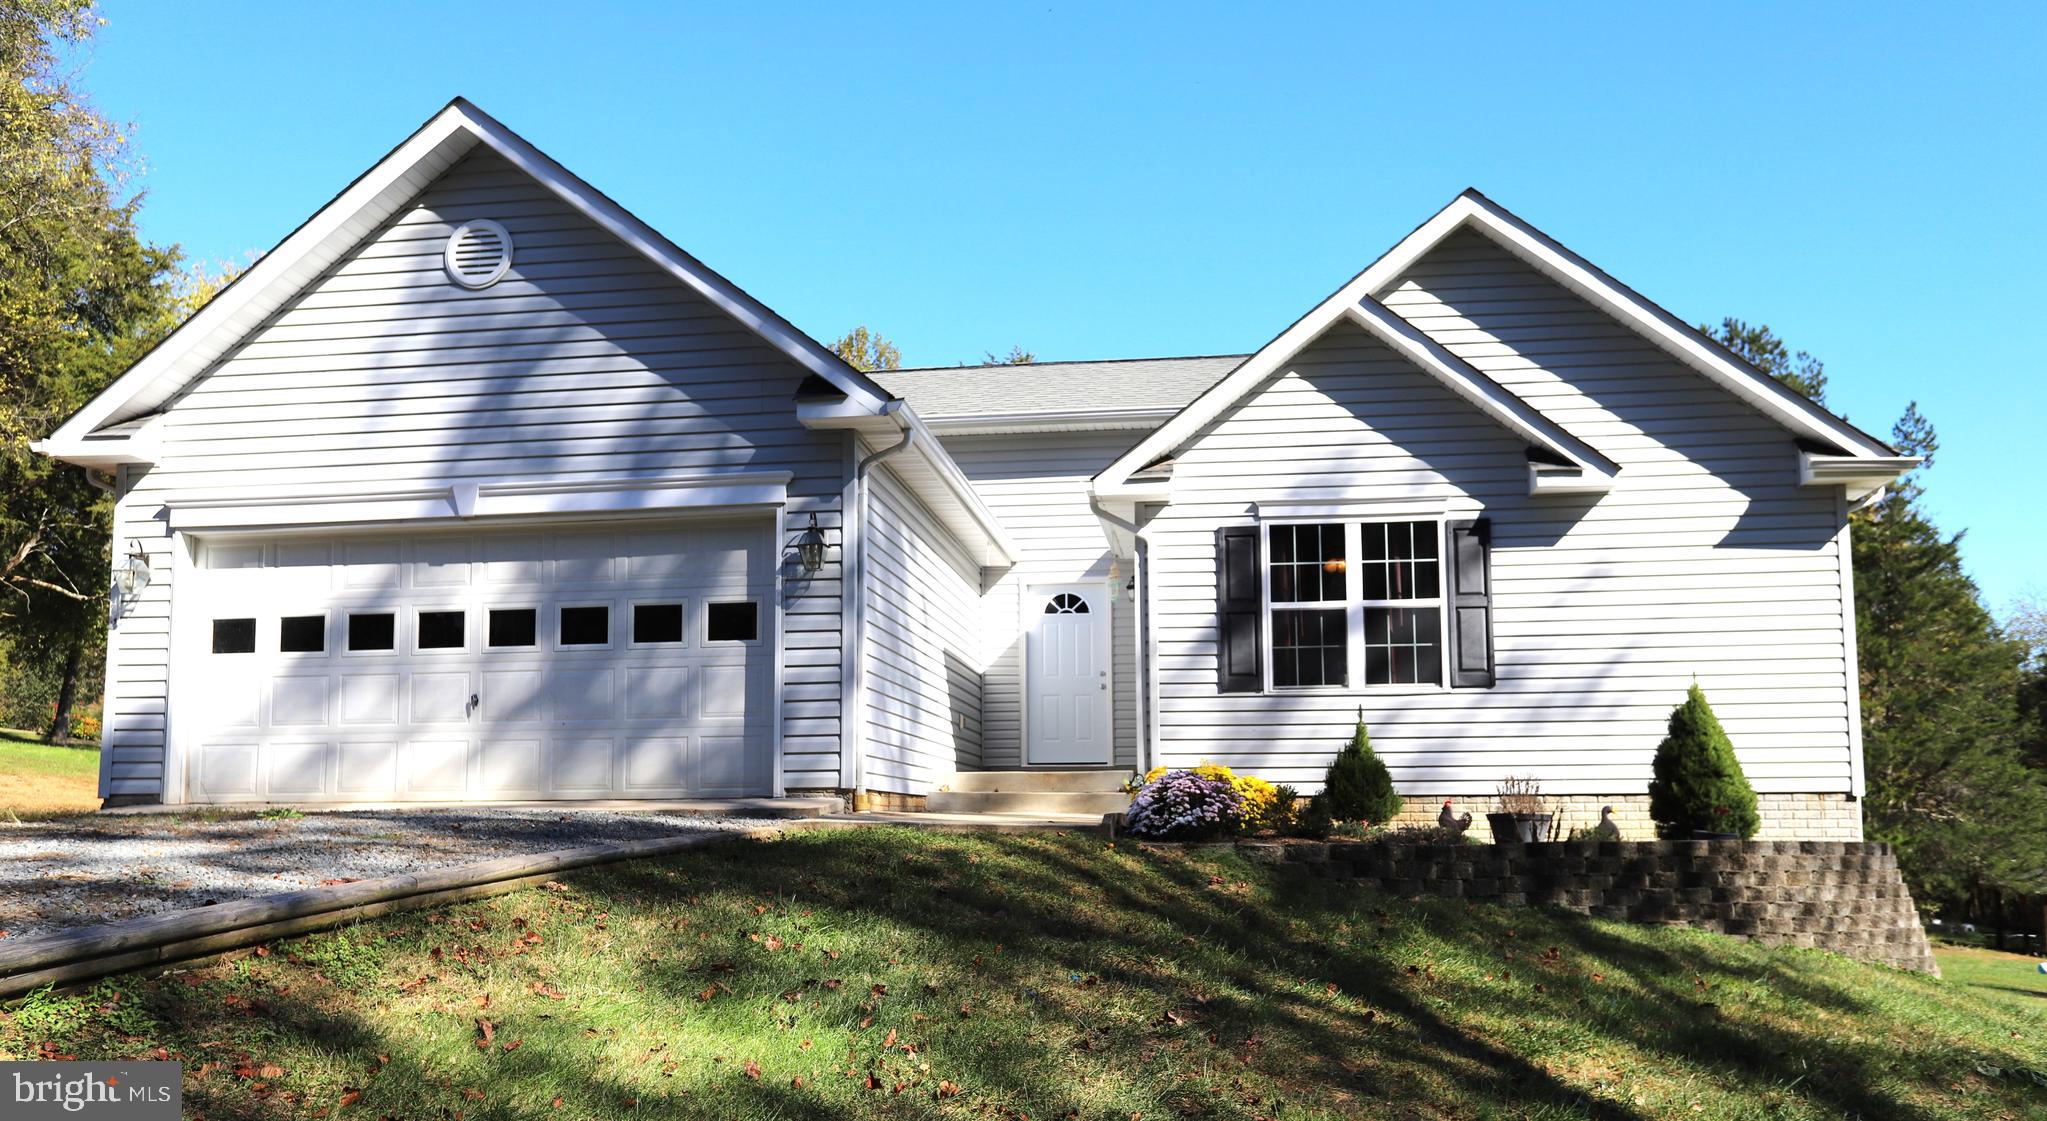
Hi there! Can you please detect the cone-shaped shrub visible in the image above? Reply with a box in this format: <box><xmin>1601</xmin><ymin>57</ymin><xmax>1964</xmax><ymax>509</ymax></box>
<box><xmin>1646</xmin><ymin>684</ymin><xmax>1760</xmax><ymax>839</ymax></box>
<box><xmin>1321</xmin><ymin>708</ymin><xmax>1403</xmax><ymax>825</ymax></box>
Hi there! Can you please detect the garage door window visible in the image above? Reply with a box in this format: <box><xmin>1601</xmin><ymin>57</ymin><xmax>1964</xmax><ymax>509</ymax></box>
<box><xmin>279</xmin><ymin>615</ymin><xmax>325</xmax><ymax>653</ymax></box>
<box><xmin>212</xmin><ymin>618</ymin><xmax>256</xmax><ymax>654</ymax></box>
<box><xmin>418</xmin><ymin>610</ymin><xmax>466</xmax><ymax>650</ymax></box>
<box><xmin>559</xmin><ymin>605</ymin><xmax>609</xmax><ymax>647</ymax></box>
<box><xmin>348</xmin><ymin>612</ymin><xmax>396</xmax><ymax>652</ymax></box>
<box><xmin>706</xmin><ymin>601</ymin><xmax>759</xmax><ymax>643</ymax></box>
<box><xmin>488</xmin><ymin>608</ymin><xmax>537</xmax><ymax>648</ymax></box>
<box><xmin>632</xmin><ymin>603</ymin><xmax>684</xmax><ymax>644</ymax></box>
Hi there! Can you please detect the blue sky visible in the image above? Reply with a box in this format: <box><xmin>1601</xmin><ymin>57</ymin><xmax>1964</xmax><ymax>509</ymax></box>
<box><xmin>76</xmin><ymin>1</ymin><xmax>2043</xmax><ymax>612</ymax></box>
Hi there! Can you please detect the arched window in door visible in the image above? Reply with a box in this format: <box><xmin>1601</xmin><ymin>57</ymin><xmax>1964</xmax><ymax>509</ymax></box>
<box><xmin>1045</xmin><ymin>593</ymin><xmax>1090</xmax><ymax>614</ymax></box>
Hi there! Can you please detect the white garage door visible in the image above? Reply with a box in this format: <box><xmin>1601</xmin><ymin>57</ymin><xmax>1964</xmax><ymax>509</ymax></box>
<box><xmin>176</xmin><ymin>520</ymin><xmax>775</xmax><ymax>803</ymax></box>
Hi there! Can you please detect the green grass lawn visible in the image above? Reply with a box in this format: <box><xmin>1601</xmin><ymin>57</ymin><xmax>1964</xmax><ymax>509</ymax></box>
<box><xmin>3</xmin><ymin>828</ymin><xmax>2042</xmax><ymax>1120</ymax></box>
<box><xmin>1936</xmin><ymin>945</ymin><xmax>2047</xmax><ymax>1020</ymax></box>
<box><xmin>0</xmin><ymin>726</ymin><xmax>98</xmax><ymax>819</ymax></box>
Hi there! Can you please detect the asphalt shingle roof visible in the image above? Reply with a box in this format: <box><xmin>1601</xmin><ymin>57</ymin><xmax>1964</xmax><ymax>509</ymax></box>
<box><xmin>870</xmin><ymin>354</ymin><xmax>1247</xmax><ymax>419</ymax></box>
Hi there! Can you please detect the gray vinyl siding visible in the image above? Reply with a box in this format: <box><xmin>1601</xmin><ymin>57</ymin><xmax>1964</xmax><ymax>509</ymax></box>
<box><xmin>1148</xmin><ymin>228</ymin><xmax>1853</xmax><ymax>796</ymax></box>
<box><xmin>104</xmin><ymin>148</ymin><xmax>850</xmax><ymax>800</ymax></box>
<box><xmin>941</xmin><ymin>431</ymin><xmax>1137</xmax><ymax>770</ymax></box>
<box><xmin>858</xmin><ymin>468</ymin><xmax>985</xmax><ymax>794</ymax></box>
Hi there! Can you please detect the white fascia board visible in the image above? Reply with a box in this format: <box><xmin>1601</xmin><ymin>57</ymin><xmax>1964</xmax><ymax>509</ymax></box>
<box><xmin>46</xmin><ymin>113</ymin><xmax>481</xmax><ymax>446</ymax></box>
<box><xmin>1799</xmin><ymin>452</ymin><xmax>1921</xmax><ymax>504</ymax></box>
<box><xmin>43</xmin><ymin>99</ymin><xmax>889</xmax><ymax>458</ymax></box>
<box><xmin>802</xmin><ymin>399</ymin><xmax>1019</xmax><ymax>566</ymax></box>
<box><xmin>451</xmin><ymin>101</ymin><xmax>891</xmax><ymax>415</ymax></box>
<box><xmin>894</xmin><ymin>407</ymin><xmax>1020</xmax><ymax>566</ymax></box>
<box><xmin>1092</xmin><ymin>282</ymin><xmax>1614</xmax><ymax>496</ymax></box>
<box><xmin>165</xmin><ymin>470</ymin><xmax>792</xmax><ymax>533</ymax></box>
<box><xmin>1404</xmin><ymin>193</ymin><xmax>1897</xmax><ymax>459</ymax></box>
<box><xmin>1344</xmin><ymin>301</ymin><xmax>1616</xmax><ymax>483</ymax></box>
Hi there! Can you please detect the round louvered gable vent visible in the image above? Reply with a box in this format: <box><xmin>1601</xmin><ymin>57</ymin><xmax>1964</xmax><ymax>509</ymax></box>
<box><xmin>444</xmin><ymin>219</ymin><xmax>513</xmax><ymax>289</ymax></box>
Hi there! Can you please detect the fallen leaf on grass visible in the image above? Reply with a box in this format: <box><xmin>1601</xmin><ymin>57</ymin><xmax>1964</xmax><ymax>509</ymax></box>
<box><xmin>502</xmin><ymin>1039</ymin><xmax>523</xmax><ymax>1053</ymax></box>
<box><xmin>551</xmin><ymin>1097</ymin><xmax>564</xmax><ymax>1109</ymax></box>
<box><xmin>744</xmin><ymin>1060</ymin><xmax>761</xmax><ymax>1081</ymax></box>
<box><xmin>475</xmin><ymin>1019</ymin><xmax>495</xmax><ymax>1050</ymax></box>
<box><xmin>528</xmin><ymin>982</ymin><xmax>566</xmax><ymax>1000</ymax></box>
<box><xmin>338</xmin><ymin>1088</ymin><xmax>362</xmax><ymax>1108</ymax></box>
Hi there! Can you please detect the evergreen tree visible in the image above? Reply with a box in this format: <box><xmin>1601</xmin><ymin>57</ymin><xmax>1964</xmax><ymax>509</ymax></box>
<box><xmin>1852</xmin><ymin>408</ymin><xmax>2047</xmax><ymax>903</ymax></box>
<box><xmin>1646</xmin><ymin>685</ymin><xmax>1761</xmax><ymax>838</ymax></box>
<box><xmin>1321</xmin><ymin>708</ymin><xmax>1402</xmax><ymax>825</ymax></box>
<box><xmin>1703</xmin><ymin>318</ymin><xmax>1828</xmax><ymax>403</ymax></box>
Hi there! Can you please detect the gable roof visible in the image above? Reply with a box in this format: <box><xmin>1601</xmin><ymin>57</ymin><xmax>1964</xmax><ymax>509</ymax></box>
<box><xmin>1094</xmin><ymin>189</ymin><xmax>1902</xmax><ymax>496</ymax></box>
<box><xmin>871</xmin><ymin>354</ymin><xmax>1246</xmax><ymax>431</ymax></box>
<box><xmin>38</xmin><ymin>98</ymin><xmax>895</xmax><ymax>464</ymax></box>
<box><xmin>1093</xmin><ymin>285</ymin><xmax>1622</xmax><ymax>498</ymax></box>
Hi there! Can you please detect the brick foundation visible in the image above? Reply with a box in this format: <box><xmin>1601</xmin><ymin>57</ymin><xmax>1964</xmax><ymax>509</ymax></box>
<box><xmin>1238</xmin><ymin>837</ymin><xmax>1935</xmax><ymax>973</ymax></box>
<box><xmin>1397</xmin><ymin>793</ymin><xmax>1862</xmax><ymax>842</ymax></box>
<box><xmin>842</xmin><ymin>790</ymin><xmax>921</xmax><ymax>813</ymax></box>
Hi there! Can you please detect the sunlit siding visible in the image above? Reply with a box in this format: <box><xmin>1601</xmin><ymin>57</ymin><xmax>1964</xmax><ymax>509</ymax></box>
<box><xmin>859</xmin><ymin>468</ymin><xmax>984</xmax><ymax>794</ymax></box>
<box><xmin>941</xmin><ymin>431</ymin><xmax>1137</xmax><ymax>770</ymax></box>
<box><xmin>104</xmin><ymin>148</ymin><xmax>850</xmax><ymax>800</ymax></box>
<box><xmin>1147</xmin><ymin>228</ymin><xmax>1852</xmax><ymax>796</ymax></box>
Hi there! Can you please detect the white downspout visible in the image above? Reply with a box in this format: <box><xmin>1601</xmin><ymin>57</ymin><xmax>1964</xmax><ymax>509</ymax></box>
<box><xmin>848</xmin><ymin>402</ymin><xmax>915</xmax><ymax>809</ymax></box>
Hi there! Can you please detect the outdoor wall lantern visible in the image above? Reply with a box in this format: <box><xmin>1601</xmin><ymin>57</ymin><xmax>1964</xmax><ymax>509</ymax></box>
<box><xmin>796</xmin><ymin>514</ymin><xmax>828</xmax><ymax>574</ymax></box>
<box><xmin>115</xmin><ymin>540</ymin><xmax>152</xmax><ymax>599</ymax></box>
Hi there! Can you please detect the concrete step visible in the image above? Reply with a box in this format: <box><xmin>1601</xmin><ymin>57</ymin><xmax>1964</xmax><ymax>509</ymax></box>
<box><xmin>925</xmin><ymin>790</ymin><xmax>1132</xmax><ymax>816</ymax></box>
<box><xmin>943</xmin><ymin>770</ymin><xmax>1133</xmax><ymax>794</ymax></box>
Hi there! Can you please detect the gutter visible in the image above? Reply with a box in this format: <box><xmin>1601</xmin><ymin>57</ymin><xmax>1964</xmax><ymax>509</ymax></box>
<box><xmin>847</xmin><ymin>402</ymin><xmax>916</xmax><ymax>807</ymax></box>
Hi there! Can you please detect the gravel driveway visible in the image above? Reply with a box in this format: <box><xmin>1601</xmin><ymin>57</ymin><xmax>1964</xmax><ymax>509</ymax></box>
<box><xmin>0</xmin><ymin>808</ymin><xmax>773</xmax><ymax>940</ymax></box>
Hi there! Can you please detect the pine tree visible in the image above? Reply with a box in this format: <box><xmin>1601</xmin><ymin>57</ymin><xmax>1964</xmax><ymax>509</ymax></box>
<box><xmin>1646</xmin><ymin>685</ymin><xmax>1761</xmax><ymax>839</ymax></box>
<box><xmin>1321</xmin><ymin>708</ymin><xmax>1403</xmax><ymax>825</ymax></box>
<box><xmin>1853</xmin><ymin>407</ymin><xmax>2047</xmax><ymax>904</ymax></box>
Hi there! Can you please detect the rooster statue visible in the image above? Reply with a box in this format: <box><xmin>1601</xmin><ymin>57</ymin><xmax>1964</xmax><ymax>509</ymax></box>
<box><xmin>1592</xmin><ymin>805</ymin><xmax>1622</xmax><ymax>840</ymax></box>
<box><xmin>1438</xmin><ymin>800</ymin><xmax>1473</xmax><ymax>835</ymax></box>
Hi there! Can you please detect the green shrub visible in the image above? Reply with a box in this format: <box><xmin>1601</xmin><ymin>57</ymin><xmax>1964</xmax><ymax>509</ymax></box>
<box><xmin>1288</xmin><ymin>795</ymin><xmax>1334</xmax><ymax>838</ymax></box>
<box><xmin>1321</xmin><ymin>708</ymin><xmax>1403</xmax><ymax>826</ymax></box>
<box><xmin>1646</xmin><ymin>684</ymin><xmax>1760</xmax><ymax>839</ymax></box>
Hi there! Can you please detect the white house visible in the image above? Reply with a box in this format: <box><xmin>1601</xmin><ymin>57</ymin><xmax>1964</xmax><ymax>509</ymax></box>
<box><xmin>38</xmin><ymin>101</ymin><xmax>1915</xmax><ymax>837</ymax></box>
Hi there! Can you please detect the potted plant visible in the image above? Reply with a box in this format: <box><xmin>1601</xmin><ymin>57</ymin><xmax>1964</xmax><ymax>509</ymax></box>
<box><xmin>1486</xmin><ymin>775</ymin><xmax>1553</xmax><ymax>843</ymax></box>
<box><xmin>1646</xmin><ymin>684</ymin><xmax>1760</xmax><ymax>840</ymax></box>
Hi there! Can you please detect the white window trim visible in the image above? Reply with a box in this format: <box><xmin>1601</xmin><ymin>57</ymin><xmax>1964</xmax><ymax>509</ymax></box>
<box><xmin>1259</xmin><ymin>515</ymin><xmax>1451</xmax><ymax>695</ymax></box>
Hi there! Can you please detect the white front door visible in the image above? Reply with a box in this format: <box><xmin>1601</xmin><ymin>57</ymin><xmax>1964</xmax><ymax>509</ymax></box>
<box><xmin>1025</xmin><ymin>583</ymin><xmax>1111</xmax><ymax>766</ymax></box>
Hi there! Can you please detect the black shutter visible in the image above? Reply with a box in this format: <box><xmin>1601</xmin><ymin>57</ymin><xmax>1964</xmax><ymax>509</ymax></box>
<box><xmin>1446</xmin><ymin>518</ymin><xmax>1495</xmax><ymax>688</ymax></box>
<box><xmin>1216</xmin><ymin>525</ymin><xmax>1262</xmax><ymax>693</ymax></box>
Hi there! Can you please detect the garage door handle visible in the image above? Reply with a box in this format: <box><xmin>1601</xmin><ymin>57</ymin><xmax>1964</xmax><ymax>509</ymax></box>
<box><xmin>468</xmin><ymin>693</ymin><xmax>479</xmax><ymax>712</ymax></box>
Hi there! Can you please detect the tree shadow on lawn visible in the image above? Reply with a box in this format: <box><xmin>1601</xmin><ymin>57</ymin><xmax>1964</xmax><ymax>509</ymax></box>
<box><xmin>66</xmin><ymin>827</ymin><xmax>2046</xmax><ymax>1120</ymax></box>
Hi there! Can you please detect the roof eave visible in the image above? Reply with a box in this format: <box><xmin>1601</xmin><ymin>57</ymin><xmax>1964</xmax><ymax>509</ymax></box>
<box><xmin>44</xmin><ymin>98</ymin><xmax>890</xmax><ymax>450</ymax></box>
<box><xmin>798</xmin><ymin>399</ymin><xmax>1020</xmax><ymax>568</ymax></box>
<box><xmin>1799</xmin><ymin>452</ymin><xmax>1921</xmax><ymax>505</ymax></box>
